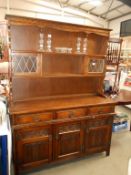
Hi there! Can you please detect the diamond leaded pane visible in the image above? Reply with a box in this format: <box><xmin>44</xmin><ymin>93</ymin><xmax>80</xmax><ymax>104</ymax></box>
<box><xmin>88</xmin><ymin>59</ymin><xmax>104</xmax><ymax>73</ymax></box>
<box><xmin>12</xmin><ymin>55</ymin><xmax>37</xmax><ymax>73</ymax></box>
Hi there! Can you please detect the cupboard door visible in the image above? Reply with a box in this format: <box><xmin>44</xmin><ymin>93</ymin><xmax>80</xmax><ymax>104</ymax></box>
<box><xmin>14</xmin><ymin>125</ymin><xmax>52</xmax><ymax>170</ymax></box>
<box><xmin>54</xmin><ymin>121</ymin><xmax>83</xmax><ymax>160</ymax></box>
<box><xmin>85</xmin><ymin>115</ymin><xmax>113</xmax><ymax>155</ymax></box>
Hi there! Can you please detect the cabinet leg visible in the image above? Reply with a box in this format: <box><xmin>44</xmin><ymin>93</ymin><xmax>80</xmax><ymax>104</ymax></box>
<box><xmin>106</xmin><ymin>149</ymin><xmax>110</xmax><ymax>156</ymax></box>
<box><xmin>14</xmin><ymin>164</ymin><xmax>20</xmax><ymax>175</ymax></box>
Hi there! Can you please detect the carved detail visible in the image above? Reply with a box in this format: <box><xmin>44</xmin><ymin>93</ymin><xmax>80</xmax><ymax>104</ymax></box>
<box><xmin>16</xmin><ymin>129</ymin><xmax>49</xmax><ymax>140</ymax></box>
<box><xmin>88</xmin><ymin>119</ymin><xmax>110</xmax><ymax>128</ymax></box>
<box><xmin>59</xmin><ymin>124</ymin><xmax>80</xmax><ymax>133</ymax></box>
<box><xmin>22</xmin><ymin>141</ymin><xmax>50</xmax><ymax>164</ymax></box>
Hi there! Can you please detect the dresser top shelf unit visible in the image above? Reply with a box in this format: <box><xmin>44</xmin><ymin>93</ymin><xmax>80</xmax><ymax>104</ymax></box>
<box><xmin>6</xmin><ymin>15</ymin><xmax>111</xmax><ymax>103</ymax></box>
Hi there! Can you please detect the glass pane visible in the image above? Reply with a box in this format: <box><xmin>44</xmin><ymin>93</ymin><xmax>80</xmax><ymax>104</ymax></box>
<box><xmin>88</xmin><ymin>59</ymin><xmax>104</xmax><ymax>73</ymax></box>
<box><xmin>12</xmin><ymin>55</ymin><xmax>37</xmax><ymax>73</ymax></box>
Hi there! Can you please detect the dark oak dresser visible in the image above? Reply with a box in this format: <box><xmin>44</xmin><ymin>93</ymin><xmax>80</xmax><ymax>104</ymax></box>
<box><xmin>6</xmin><ymin>15</ymin><xmax>119</xmax><ymax>175</ymax></box>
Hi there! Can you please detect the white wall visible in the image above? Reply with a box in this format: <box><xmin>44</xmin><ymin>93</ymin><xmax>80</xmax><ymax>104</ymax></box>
<box><xmin>0</xmin><ymin>0</ymin><xmax>108</xmax><ymax>28</ymax></box>
<box><xmin>0</xmin><ymin>0</ymin><xmax>130</xmax><ymax>38</ymax></box>
<box><xmin>109</xmin><ymin>14</ymin><xmax>131</xmax><ymax>37</ymax></box>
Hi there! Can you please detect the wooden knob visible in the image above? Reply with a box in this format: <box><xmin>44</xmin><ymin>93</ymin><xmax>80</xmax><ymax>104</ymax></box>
<box><xmin>69</xmin><ymin>111</ymin><xmax>74</xmax><ymax>118</ymax></box>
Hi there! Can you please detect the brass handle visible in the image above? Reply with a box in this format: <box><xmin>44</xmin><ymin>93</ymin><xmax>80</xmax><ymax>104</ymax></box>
<box><xmin>98</xmin><ymin>107</ymin><xmax>104</xmax><ymax>114</ymax></box>
<box><xmin>34</xmin><ymin>117</ymin><xmax>41</xmax><ymax>122</ymax></box>
<box><xmin>86</xmin><ymin>129</ymin><xmax>89</xmax><ymax>133</ymax></box>
<box><xmin>98</xmin><ymin>110</ymin><xmax>102</xmax><ymax>114</ymax></box>
<box><xmin>69</xmin><ymin>111</ymin><xmax>75</xmax><ymax>118</ymax></box>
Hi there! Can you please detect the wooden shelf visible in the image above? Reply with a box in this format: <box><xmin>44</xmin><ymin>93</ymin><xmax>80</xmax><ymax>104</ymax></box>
<box><xmin>11</xmin><ymin>50</ymin><xmax>106</xmax><ymax>58</ymax></box>
<box><xmin>43</xmin><ymin>73</ymin><xmax>104</xmax><ymax>78</ymax></box>
<box><xmin>9</xmin><ymin>94</ymin><xmax>116</xmax><ymax>115</ymax></box>
<box><xmin>13</xmin><ymin>73</ymin><xmax>104</xmax><ymax>78</ymax></box>
<box><xmin>41</xmin><ymin>51</ymin><xmax>87</xmax><ymax>56</ymax></box>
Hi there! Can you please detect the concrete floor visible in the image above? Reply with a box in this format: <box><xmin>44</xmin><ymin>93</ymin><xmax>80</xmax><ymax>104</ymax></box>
<box><xmin>19</xmin><ymin>106</ymin><xmax>131</xmax><ymax>175</ymax></box>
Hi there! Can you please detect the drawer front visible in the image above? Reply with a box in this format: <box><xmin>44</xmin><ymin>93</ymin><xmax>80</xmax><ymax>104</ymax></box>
<box><xmin>87</xmin><ymin>115</ymin><xmax>113</xmax><ymax>128</ymax></box>
<box><xmin>88</xmin><ymin>106</ymin><xmax>114</xmax><ymax>115</ymax></box>
<box><xmin>14</xmin><ymin>112</ymin><xmax>53</xmax><ymax>125</ymax></box>
<box><xmin>56</xmin><ymin>108</ymin><xmax>87</xmax><ymax>119</ymax></box>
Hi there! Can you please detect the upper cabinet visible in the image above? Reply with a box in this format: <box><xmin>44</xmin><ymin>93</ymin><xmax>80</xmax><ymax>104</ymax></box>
<box><xmin>5</xmin><ymin>15</ymin><xmax>111</xmax><ymax>101</ymax></box>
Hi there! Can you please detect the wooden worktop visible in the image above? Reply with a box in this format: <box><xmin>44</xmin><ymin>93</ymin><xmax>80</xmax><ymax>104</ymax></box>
<box><xmin>9</xmin><ymin>90</ymin><xmax>131</xmax><ymax>115</ymax></box>
<box><xmin>9</xmin><ymin>94</ymin><xmax>117</xmax><ymax>115</ymax></box>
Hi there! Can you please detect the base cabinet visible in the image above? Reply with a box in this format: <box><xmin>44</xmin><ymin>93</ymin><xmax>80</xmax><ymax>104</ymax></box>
<box><xmin>12</xmin><ymin>111</ymin><xmax>114</xmax><ymax>174</ymax></box>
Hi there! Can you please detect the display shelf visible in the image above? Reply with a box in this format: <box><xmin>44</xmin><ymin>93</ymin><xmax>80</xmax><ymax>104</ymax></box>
<box><xmin>12</xmin><ymin>73</ymin><xmax>105</xmax><ymax>78</ymax></box>
<box><xmin>42</xmin><ymin>73</ymin><xmax>105</xmax><ymax>78</ymax></box>
<box><xmin>11</xmin><ymin>50</ymin><xmax>106</xmax><ymax>58</ymax></box>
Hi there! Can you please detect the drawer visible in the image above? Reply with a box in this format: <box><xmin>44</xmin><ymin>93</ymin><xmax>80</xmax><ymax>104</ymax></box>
<box><xmin>88</xmin><ymin>106</ymin><xmax>114</xmax><ymax>115</ymax></box>
<box><xmin>56</xmin><ymin>108</ymin><xmax>87</xmax><ymax>119</ymax></box>
<box><xmin>14</xmin><ymin>112</ymin><xmax>53</xmax><ymax>125</ymax></box>
<box><xmin>88</xmin><ymin>115</ymin><xmax>113</xmax><ymax>127</ymax></box>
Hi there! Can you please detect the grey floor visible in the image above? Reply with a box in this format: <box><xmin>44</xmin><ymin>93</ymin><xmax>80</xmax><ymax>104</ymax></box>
<box><xmin>15</xmin><ymin>106</ymin><xmax>131</xmax><ymax>175</ymax></box>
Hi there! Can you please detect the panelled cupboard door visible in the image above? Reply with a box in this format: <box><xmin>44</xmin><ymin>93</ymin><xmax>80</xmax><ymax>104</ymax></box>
<box><xmin>54</xmin><ymin>121</ymin><xmax>83</xmax><ymax>160</ymax></box>
<box><xmin>85</xmin><ymin>115</ymin><xmax>113</xmax><ymax>155</ymax></box>
<box><xmin>14</xmin><ymin>125</ymin><xmax>52</xmax><ymax>170</ymax></box>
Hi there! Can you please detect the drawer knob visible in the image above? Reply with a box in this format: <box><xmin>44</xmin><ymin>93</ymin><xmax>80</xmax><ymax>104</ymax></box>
<box><xmin>86</xmin><ymin>129</ymin><xmax>89</xmax><ymax>133</ymax></box>
<box><xmin>69</xmin><ymin>111</ymin><xmax>74</xmax><ymax>118</ymax></box>
<box><xmin>34</xmin><ymin>118</ymin><xmax>41</xmax><ymax>122</ymax></box>
<box><xmin>98</xmin><ymin>110</ymin><xmax>102</xmax><ymax>114</ymax></box>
